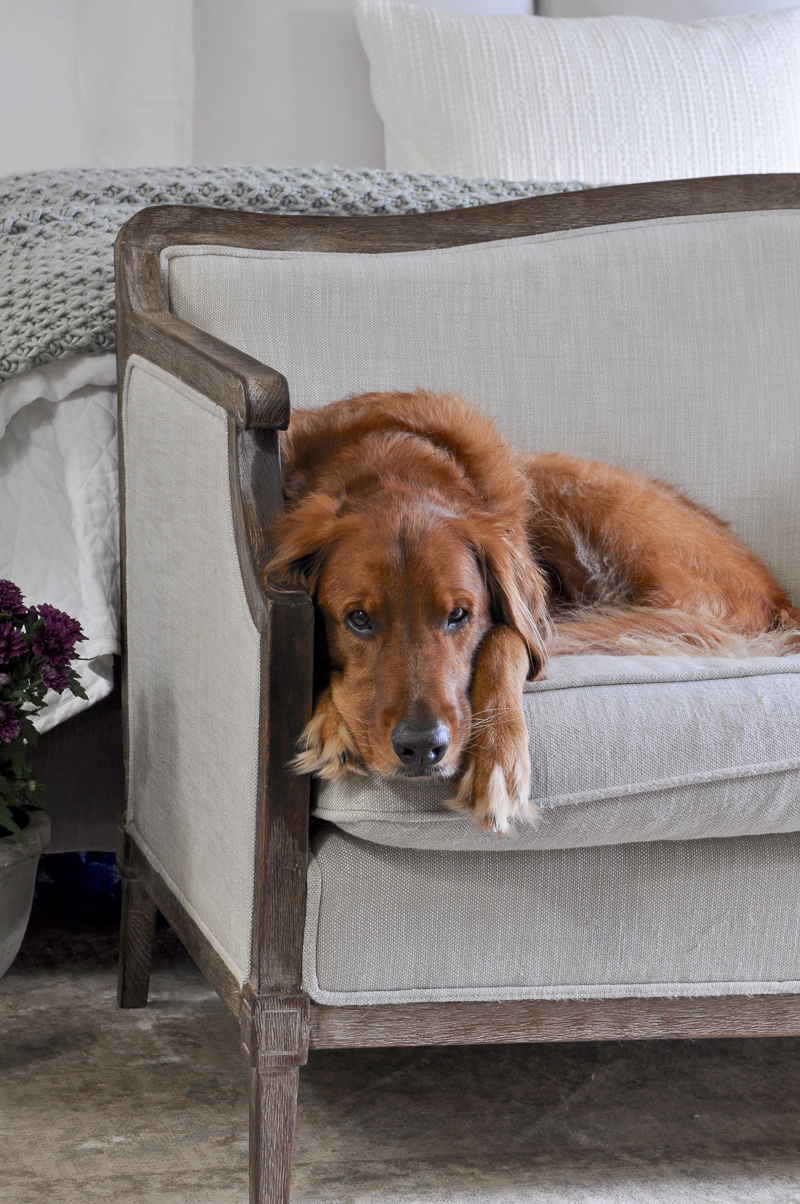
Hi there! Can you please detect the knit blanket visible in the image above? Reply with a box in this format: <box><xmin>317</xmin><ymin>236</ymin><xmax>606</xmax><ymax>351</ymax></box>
<box><xmin>0</xmin><ymin>165</ymin><xmax>591</xmax><ymax>384</ymax></box>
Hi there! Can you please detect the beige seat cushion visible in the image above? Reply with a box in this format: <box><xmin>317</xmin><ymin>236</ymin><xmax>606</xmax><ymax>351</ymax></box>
<box><xmin>304</xmin><ymin>826</ymin><xmax>800</xmax><ymax>1004</ymax></box>
<box><xmin>313</xmin><ymin>655</ymin><xmax>800</xmax><ymax>852</ymax></box>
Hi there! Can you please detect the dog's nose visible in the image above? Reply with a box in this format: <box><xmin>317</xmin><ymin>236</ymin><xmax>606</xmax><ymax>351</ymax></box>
<box><xmin>391</xmin><ymin>718</ymin><xmax>451</xmax><ymax>769</ymax></box>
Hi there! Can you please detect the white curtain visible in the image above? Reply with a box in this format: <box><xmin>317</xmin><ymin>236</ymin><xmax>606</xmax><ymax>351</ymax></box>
<box><xmin>75</xmin><ymin>0</ymin><xmax>194</xmax><ymax>167</ymax></box>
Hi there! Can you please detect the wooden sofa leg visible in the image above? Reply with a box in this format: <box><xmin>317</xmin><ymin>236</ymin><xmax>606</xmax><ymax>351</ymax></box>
<box><xmin>243</xmin><ymin>990</ymin><xmax>309</xmax><ymax>1204</ymax></box>
<box><xmin>249</xmin><ymin>1065</ymin><xmax>300</xmax><ymax>1204</ymax></box>
<box><xmin>117</xmin><ymin>875</ymin><xmax>157</xmax><ymax>1008</ymax></box>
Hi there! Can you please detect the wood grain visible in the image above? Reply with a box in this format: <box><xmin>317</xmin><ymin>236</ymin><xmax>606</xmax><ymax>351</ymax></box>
<box><xmin>309</xmin><ymin>994</ymin><xmax>800</xmax><ymax>1048</ymax></box>
<box><xmin>119</xmin><ymin>173</ymin><xmax>800</xmax><ymax>260</ymax></box>
<box><xmin>117</xmin><ymin>875</ymin><xmax>157</xmax><ymax>1009</ymax></box>
<box><xmin>240</xmin><ymin>985</ymin><xmax>310</xmax><ymax>1067</ymax></box>
<box><xmin>229</xmin><ymin>420</ymin><xmax>315</xmax><ymax>999</ymax></box>
<box><xmin>115</xmin><ymin>240</ymin><xmax>290</xmax><ymax>431</ymax></box>
<box><xmin>249</xmin><ymin>1065</ymin><xmax>299</xmax><ymax>1204</ymax></box>
<box><xmin>250</xmin><ymin>593</ymin><xmax>314</xmax><ymax>997</ymax></box>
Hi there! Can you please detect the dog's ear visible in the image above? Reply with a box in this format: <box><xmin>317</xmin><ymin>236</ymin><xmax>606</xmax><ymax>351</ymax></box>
<box><xmin>265</xmin><ymin>492</ymin><xmax>341</xmax><ymax>594</ymax></box>
<box><xmin>468</xmin><ymin>513</ymin><xmax>549</xmax><ymax>679</ymax></box>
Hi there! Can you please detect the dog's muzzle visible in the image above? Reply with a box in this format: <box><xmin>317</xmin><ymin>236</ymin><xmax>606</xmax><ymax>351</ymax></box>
<box><xmin>390</xmin><ymin>717</ymin><xmax>451</xmax><ymax>771</ymax></box>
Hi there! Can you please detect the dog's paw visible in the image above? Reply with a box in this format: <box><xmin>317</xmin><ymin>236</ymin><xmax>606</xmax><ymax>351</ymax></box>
<box><xmin>290</xmin><ymin>688</ymin><xmax>365</xmax><ymax>779</ymax></box>
<box><xmin>447</xmin><ymin>707</ymin><xmax>536</xmax><ymax>834</ymax></box>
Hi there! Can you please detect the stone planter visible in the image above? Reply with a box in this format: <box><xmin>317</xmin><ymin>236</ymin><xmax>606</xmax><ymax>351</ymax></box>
<box><xmin>0</xmin><ymin>806</ymin><xmax>50</xmax><ymax>979</ymax></box>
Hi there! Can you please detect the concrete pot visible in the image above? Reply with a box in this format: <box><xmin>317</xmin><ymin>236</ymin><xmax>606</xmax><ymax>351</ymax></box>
<box><xmin>0</xmin><ymin>806</ymin><xmax>50</xmax><ymax>979</ymax></box>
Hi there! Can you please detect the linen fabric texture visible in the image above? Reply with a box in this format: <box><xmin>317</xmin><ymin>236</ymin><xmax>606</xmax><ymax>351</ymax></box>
<box><xmin>162</xmin><ymin>209</ymin><xmax>800</xmax><ymax>607</ymax></box>
<box><xmin>314</xmin><ymin>654</ymin><xmax>800</xmax><ymax>851</ymax></box>
<box><xmin>304</xmin><ymin>828</ymin><xmax>800</xmax><ymax>1004</ymax></box>
<box><xmin>355</xmin><ymin>0</ymin><xmax>800</xmax><ymax>184</ymax></box>
<box><xmin>122</xmin><ymin>359</ymin><xmax>260</xmax><ymax>987</ymax></box>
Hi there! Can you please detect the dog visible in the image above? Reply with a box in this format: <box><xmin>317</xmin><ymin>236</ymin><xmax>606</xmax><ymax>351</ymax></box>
<box><xmin>267</xmin><ymin>390</ymin><xmax>800</xmax><ymax>833</ymax></box>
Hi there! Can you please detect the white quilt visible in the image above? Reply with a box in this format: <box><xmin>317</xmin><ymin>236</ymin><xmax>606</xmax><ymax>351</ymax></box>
<box><xmin>0</xmin><ymin>353</ymin><xmax>119</xmax><ymax>730</ymax></box>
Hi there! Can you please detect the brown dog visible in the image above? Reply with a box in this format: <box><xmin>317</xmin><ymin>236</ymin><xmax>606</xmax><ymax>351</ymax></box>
<box><xmin>267</xmin><ymin>390</ymin><xmax>800</xmax><ymax>832</ymax></box>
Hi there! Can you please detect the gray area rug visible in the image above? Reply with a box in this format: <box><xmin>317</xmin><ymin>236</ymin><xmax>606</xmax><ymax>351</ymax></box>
<box><xmin>2</xmin><ymin>911</ymin><xmax>800</xmax><ymax>1203</ymax></box>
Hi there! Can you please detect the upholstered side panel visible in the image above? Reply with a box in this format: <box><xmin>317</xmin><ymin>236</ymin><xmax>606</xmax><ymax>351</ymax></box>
<box><xmin>304</xmin><ymin>828</ymin><xmax>800</xmax><ymax>1005</ymax></box>
<box><xmin>162</xmin><ymin>209</ymin><xmax>800</xmax><ymax>602</ymax></box>
<box><xmin>122</xmin><ymin>358</ymin><xmax>260</xmax><ymax>986</ymax></box>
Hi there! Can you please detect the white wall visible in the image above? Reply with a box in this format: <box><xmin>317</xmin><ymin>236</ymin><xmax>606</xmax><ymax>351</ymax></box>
<box><xmin>193</xmin><ymin>0</ymin><xmax>532</xmax><ymax>169</ymax></box>
<box><xmin>0</xmin><ymin>0</ymin><xmax>95</xmax><ymax>175</ymax></box>
<box><xmin>1</xmin><ymin>0</ymin><xmax>530</xmax><ymax>178</ymax></box>
<box><xmin>0</xmin><ymin>0</ymin><xmax>191</xmax><ymax>177</ymax></box>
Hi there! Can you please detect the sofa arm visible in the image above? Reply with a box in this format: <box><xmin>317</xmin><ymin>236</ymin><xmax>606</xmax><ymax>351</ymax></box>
<box><xmin>117</xmin><ymin>211</ymin><xmax>315</xmax><ymax>1000</ymax></box>
<box><xmin>116</xmin><ymin>223</ymin><xmax>290</xmax><ymax>432</ymax></box>
<box><xmin>119</xmin><ymin>350</ymin><xmax>312</xmax><ymax>998</ymax></box>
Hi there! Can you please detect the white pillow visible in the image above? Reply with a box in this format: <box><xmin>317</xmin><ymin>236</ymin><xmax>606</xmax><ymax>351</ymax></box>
<box><xmin>356</xmin><ymin>0</ymin><xmax>800</xmax><ymax>183</ymax></box>
<box><xmin>539</xmin><ymin>0</ymin><xmax>788</xmax><ymax>17</ymax></box>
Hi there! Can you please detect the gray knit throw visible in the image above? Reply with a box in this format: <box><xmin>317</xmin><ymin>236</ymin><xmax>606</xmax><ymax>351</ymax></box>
<box><xmin>0</xmin><ymin>165</ymin><xmax>591</xmax><ymax>384</ymax></box>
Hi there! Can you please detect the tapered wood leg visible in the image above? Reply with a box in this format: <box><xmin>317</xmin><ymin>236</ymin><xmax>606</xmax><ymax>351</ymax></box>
<box><xmin>117</xmin><ymin>875</ymin><xmax>157</xmax><ymax>1008</ymax></box>
<box><xmin>249</xmin><ymin>1065</ymin><xmax>300</xmax><ymax>1204</ymax></box>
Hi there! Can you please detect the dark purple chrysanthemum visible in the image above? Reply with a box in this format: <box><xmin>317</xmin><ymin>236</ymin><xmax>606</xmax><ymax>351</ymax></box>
<box><xmin>0</xmin><ymin>622</ymin><xmax>25</xmax><ymax>665</ymax></box>
<box><xmin>0</xmin><ymin>701</ymin><xmax>20</xmax><ymax>743</ymax></box>
<box><xmin>32</xmin><ymin>603</ymin><xmax>85</xmax><ymax>665</ymax></box>
<box><xmin>0</xmin><ymin>579</ymin><xmax>26</xmax><ymax>616</ymax></box>
<box><xmin>41</xmin><ymin>660</ymin><xmax>73</xmax><ymax>693</ymax></box>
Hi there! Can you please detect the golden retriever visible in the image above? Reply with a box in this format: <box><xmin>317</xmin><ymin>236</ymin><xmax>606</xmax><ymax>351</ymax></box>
<box><xmin>267</xmin><ymin>390</ymin><xmax>800</xmax><ymax>832</ymax></box>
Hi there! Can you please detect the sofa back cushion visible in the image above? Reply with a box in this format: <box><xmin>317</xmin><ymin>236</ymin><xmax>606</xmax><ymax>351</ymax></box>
<box><xmin>162</xmin><ymin>206</ymin><xmax>800</xmax><ymax>601</ymax></box>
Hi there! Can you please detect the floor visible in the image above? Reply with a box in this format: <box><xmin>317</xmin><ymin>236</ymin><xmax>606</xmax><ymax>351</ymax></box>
<box><xmin>3</xmin><ymin>906</ymin><xmax>800</xmax><ymax>1204</ymax></box>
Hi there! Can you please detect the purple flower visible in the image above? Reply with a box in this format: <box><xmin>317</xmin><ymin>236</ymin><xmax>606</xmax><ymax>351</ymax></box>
<box><xmin>0</xmin><ymin>579</ymin><xmax>26</xmax><ymax>616</ymax></box>
<box><xmin>0</xmin><ymin>622</ymin><xmax>25</xmax><ymax>665</ymax></box>
<box><xmin>32</xmin><ymin>603</ymin><xmax>85</xmax><ymax>665</ymax></box>
<box><xmin>0</xmin><ymin>701</ymin><xmax>20</xmax><ymax>743</ymax></box>
<box><xmin>41</xmin><ymin>660</ymin><xmax>73</xmax><ymax>693</ymax></box>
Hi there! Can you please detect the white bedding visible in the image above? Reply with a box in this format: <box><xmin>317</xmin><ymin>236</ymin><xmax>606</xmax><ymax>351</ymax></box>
<box><xmin>0</xmin><ymin>352</ymin><xmax>119</xmax><ymax>730</ymax></box>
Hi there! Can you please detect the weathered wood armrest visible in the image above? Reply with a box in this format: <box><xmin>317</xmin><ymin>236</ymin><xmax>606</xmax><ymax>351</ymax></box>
<box><xmin>116</xmin><ymin>220</ymin><xmax>290</xmax><ymax>432</ymax></box>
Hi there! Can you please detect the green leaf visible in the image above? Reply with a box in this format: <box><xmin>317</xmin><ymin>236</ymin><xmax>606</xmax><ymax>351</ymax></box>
<box><xmin>19</xmin><ymin>716</ymin><xmax>38</xmax><ymax>745</ymax></box>
<box><xmin>0</xmin><ymin>799</ymin><xmax>28</xmax><ymax>846</ymax></box>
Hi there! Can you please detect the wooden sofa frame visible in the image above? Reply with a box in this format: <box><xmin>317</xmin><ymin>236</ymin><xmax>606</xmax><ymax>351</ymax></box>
<box><xmin>115</xmin><ymin>174</ymin><xmax>800</xmax><ymax>1204</ymax></box>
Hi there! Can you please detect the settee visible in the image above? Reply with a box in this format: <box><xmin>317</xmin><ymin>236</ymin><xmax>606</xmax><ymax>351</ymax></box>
<box><xmin>115</xmin><ymin>174</ymin><xmax>800</xmax><ymax>1203</ymax></box>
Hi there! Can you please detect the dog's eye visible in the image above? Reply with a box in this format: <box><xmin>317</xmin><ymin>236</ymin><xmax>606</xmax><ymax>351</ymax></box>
<box><xmin>446</xmin><ymin>607</ymin><xmax>469</xmax><ymax>628</ymax></box>
<box><xmin>346</xmin><ymin>609</ymin><xmax>373</xmax><ymax>634</ymax></box>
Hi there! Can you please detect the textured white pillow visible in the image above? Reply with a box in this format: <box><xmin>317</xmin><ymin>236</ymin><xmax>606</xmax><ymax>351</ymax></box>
<box><xmin>356</xmin><ymin>0</ymin><xmax>800</xmax><ymax>183</ymax></box>
<box><xmin>540</xmin><ymin>0</ymin><xmax>789</xmax><ymax>17</ymax></box>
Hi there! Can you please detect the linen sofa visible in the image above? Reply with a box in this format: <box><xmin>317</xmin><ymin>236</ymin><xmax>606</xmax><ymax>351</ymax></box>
<box><xmin>115</xmin><ymin>174</ymin><xmax>800</xmax><ymax>1204</ymax></box>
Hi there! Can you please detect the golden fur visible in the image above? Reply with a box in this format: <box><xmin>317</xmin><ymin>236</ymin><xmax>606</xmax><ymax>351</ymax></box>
<box><xmin>267</xmin><ymin>390</ymin><xmax>800</xmax><ymax>832</ymax></box>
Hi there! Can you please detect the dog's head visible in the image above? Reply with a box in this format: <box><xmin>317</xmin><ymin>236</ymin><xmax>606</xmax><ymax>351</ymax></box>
<box><xmin>268</xmin><ymin>431</ymin><xmax>547</xmax><ymax>778</ymax></box>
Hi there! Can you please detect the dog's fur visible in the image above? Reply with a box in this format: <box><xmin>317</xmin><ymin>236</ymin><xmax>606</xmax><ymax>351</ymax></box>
<box><xmin>267</xmin><ymin>390</ymin><xmax>800</xmax><ymax>832</ymax></box>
